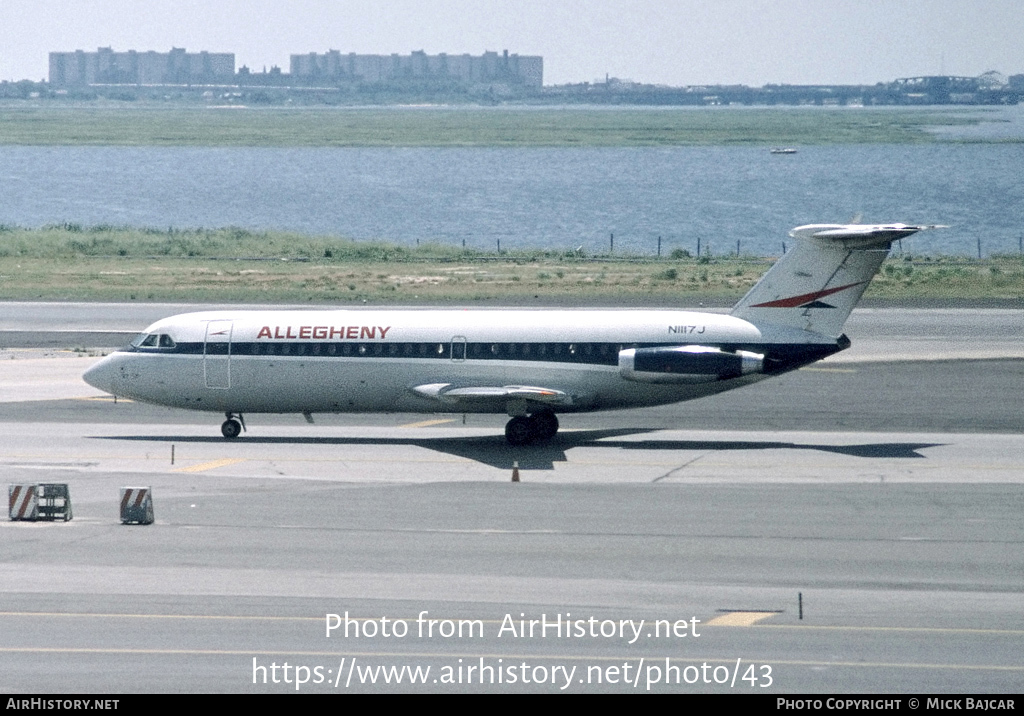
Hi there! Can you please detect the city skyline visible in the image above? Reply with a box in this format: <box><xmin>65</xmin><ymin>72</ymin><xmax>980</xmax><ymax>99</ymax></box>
<box><xmin>47</xmin><ymin>48</ymin><xmax>544</xmax><ymax>90</ymax></box>
<box><xmin>2</xmin><ymin>0</ymin><xmax>1022</xmax><ymax>86</ymax></box>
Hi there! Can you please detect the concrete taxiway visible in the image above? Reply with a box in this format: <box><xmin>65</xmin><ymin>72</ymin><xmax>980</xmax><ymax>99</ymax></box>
<box><xmin>0</xmin><ymin>305</ymin><xmax>1021</xmax><ymax>693</ymax></box>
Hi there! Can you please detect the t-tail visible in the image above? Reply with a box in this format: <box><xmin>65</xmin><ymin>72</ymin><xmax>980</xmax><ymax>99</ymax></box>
<box><xmin>731</xmin><ymin>223</ymin><xmax>944</xmax><ymax>338</ymax></box>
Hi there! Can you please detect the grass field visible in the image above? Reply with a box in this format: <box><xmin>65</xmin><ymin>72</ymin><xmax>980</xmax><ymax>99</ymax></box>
<box><xmin>0</xmin><ymin>105</ymin><xmax>986</xmax><ymax>146</ymax></box>
<box><xmin>1</xmin><ymin>226</ymin><xmax>1020</xmax><ymax>304</ymax></box>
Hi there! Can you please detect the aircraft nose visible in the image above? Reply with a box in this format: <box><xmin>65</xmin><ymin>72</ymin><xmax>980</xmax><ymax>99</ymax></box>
<box><xmin>83</xmin><ymin>355</ymin><xmax>116</xmax><ymax>393</ymax></box>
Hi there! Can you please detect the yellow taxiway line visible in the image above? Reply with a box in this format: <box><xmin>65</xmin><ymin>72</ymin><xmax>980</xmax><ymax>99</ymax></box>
<box><xmin>400</xmin><ymin>418</ymin><xmax>456</xmax><ymax>428</ymax></box>
<box><xmin>705</xmin><ymin>611</ymin><xmax>779</xmax><ymax>626</ymax></box>
<box><xmin>173</xmin><ymin>457</ymin><xmax>247</xmax><ymax>474</ymax></box>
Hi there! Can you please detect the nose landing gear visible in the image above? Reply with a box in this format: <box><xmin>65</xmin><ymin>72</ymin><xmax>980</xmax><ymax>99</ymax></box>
<box><xmin>221</xmin><ymin>412</ymin><xmax>245</xmax><ymax>439</ymax></box>
<box><xmin>504</xmin><ymin>411</ymin><xmax>559</xmax><ymax>446</ymax></box>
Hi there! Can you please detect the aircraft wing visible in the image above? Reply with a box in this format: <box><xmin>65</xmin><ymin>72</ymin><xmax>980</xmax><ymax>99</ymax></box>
<box><xmin>411</xmin><ymin>383</ymin><xmax>576</xmax><ymax>407</ymax></box>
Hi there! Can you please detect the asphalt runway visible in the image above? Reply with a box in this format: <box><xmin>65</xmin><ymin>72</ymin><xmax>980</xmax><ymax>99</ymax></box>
<box><xmin>0</xmin><ymin>305</ymin><xmax>1022</xmax><ymax>693</ymax></box>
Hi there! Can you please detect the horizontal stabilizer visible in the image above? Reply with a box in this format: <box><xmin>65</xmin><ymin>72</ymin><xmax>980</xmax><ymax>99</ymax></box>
<box><xmin>788</xmin><ymin>223</ymin><xmax>946</xmax><ymax>249</ymax></box>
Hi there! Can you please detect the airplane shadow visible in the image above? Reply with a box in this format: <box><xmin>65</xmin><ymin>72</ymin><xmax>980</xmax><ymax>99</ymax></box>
<box><xmin>95</xmin><ymin>428</ymin><xmax>945</xmax><ymax>471</ymax></box>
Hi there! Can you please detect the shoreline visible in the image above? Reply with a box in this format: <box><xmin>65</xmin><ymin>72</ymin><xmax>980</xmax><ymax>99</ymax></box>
<box><xmin>0</xmin><ymin>105</ymin><xmax>996</xmax><ymax>147</ymax></box>
<box><xmin>1</xmin><ymin>225</ymin><xmax>1021</xmax><ymax>305</ymax></box>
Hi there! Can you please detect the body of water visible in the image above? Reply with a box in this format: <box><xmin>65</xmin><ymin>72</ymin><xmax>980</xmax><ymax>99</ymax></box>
<box><xmin>1</xmin><ymin>141</ymin><xmax>1021</xmax><ymax>257</ymax></box>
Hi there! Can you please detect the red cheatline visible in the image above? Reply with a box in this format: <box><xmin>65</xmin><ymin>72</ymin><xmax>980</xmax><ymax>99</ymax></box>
<box><xmin>751</xmin><ymin>281</ymin><xmax>867</xmax><ymax>308</ymax></box>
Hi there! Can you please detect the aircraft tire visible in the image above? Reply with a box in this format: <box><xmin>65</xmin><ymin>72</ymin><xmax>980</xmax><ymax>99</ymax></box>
<box><xmin>531</xmin><ymin>411</ymin><xmax>559</xmax><ymax>441</ymax></box>
<box><xmin>505</xmin><ymin>416</ymin><xmax>534</xmax><ymax>446</ymax></box>
<box><xmin>221</xmin><ymin>419</ymin><xmax>242</xmax><ymax>439</ymax></box>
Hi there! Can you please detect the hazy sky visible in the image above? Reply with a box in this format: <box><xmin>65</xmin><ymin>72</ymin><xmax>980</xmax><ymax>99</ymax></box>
<box><xmin>2</xmin><ymin>0</ymin><xmax>1022</xmax><ymax>86</ymax></box>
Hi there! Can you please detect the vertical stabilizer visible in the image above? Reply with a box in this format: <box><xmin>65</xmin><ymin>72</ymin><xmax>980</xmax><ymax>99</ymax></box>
<box><xmin>731</xmin><ymin>224</ymin><xmax>936</xmax><ymax>337</ymax></box>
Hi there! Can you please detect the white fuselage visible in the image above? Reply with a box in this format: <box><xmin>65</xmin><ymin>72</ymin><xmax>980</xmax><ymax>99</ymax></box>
<box><xmin>83</xmin><ymin>308</ymin><xmax>842</xmax><ymax>416</ymax></box>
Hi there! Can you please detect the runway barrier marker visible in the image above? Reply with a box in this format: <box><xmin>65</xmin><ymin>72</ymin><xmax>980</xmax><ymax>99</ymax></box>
<box><xmin>9</xmin><ymin>484</ymin><xmax>38</xmax><ymax>521</ymax></box>
<box><xmin>120</xmin><ymin>487</ymin><xmax>154</xmax><ymax>525</ymax></box>
<box><xmin>8</xmin><ymin>484</ymin><xmax>72</xmax><ymax>522</ymax></box>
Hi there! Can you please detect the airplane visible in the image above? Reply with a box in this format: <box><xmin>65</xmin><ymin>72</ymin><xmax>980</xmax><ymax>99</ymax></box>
<box><xmin>83</xmin><ymin>223</ymin><xmax>941</xmax><ymax>446</ymax></box>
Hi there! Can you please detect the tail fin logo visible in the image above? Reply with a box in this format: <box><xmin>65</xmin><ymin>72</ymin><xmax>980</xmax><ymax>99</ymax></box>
<box><xmin>750</xmin><ymin>281</ymin><xmax>868</xmax><ymax>309</ymax></box>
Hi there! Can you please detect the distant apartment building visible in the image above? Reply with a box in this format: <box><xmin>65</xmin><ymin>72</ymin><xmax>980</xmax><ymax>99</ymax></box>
<box><xmin>49</xmin><ymin>47</ymin><xmax>235</xmax><ymax>86</ymax></box>
<box><xmin>290</xmin><ymin>50</ymin><xmax>543</xmax><ymax>88</ymax></box>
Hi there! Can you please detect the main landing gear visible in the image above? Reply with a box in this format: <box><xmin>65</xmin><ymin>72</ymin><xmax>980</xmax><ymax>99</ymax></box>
<box><xmin>504</xmin><ymin>411</ymin><xmax>559</xmax><ymax>446</ymax></box>
<box><xmin>221</xmin><ymin>412</ymin><xmax>245</xmax><ymax>439</ymax></box>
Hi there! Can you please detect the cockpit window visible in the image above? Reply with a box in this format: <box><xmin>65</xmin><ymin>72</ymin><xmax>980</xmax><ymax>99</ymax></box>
<box><xmin>131</xmin><ymin>333</ymin><xmax>175</xmax><ymax>349</ymax></box>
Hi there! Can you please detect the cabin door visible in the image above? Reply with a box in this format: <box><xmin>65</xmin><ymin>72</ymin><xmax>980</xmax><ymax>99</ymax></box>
<box><xmin>204</xmin><ymin>320</ymin><xmax>233</xmax><ymax>389</ymax></box>
<box><xmin>451</xmin><ymin>336</ymin><xmax>467</xmax><ymax>362</ymax></box>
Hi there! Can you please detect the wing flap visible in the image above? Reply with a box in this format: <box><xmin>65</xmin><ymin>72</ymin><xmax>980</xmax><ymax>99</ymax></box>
<box><xmin>411</xmin><ymin>383</ymin><xmax>574</xmax><ymax>406</ymax></box>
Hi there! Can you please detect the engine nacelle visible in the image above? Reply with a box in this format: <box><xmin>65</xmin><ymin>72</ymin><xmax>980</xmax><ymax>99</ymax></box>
<box><xmin>619</xmin><ymin>345</ymin><xmax>764</xmax><ymax>384</ymax></box>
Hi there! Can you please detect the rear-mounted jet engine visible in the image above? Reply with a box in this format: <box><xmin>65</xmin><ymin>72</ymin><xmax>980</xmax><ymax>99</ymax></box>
<box><xmin>619</xmin><ymin>345</ymin><xmax>764</xmax><ymax>384</ymax></box>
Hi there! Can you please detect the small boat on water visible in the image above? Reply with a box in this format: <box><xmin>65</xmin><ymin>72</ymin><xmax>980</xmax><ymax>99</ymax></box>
<box><xmin>769</xmin><ymin>147</ymin><xmax>798</xmax><ymax>154</ymax></box>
